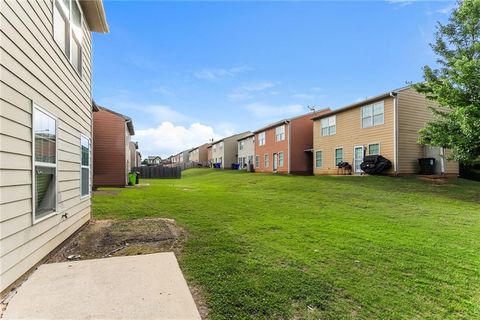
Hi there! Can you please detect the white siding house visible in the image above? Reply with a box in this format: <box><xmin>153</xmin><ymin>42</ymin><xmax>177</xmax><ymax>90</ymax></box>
<box><xmin>211</xmin><ymin>132</ymin><xmax>251</xmax><ymax>169</ymax></box>
<box><xmin>0</xmin><ymin>0</ymin><xmax>108</xmax><ymax>293</ymax></box>
<box><xmin>237</xmin><ymin>133</ymin><xmax>255</xmax><ymax>170</ymax></box>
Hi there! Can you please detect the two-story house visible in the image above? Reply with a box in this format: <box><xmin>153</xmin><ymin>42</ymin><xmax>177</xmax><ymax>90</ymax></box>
<box><xmin>211</xmin><ymin>132</ymin><xmax>251</xmax><ymax>169</ymax></box>
<box><xmin>254</xmin><ymin>110</ymin><xmax>330</xmax><ymax>174</ymax></box>
<box><xmin>311</xmin><ymin>86</ymin><xmax>459</xmax><ymax>176</ymax></box>
<box><xmin>237</xmin><ymin>133</ymin><xmax>255</xmax><ymax>170</ymax></box>
<box><xmin>189</xmin><ymin>143</ymin><xmax>210</xmax><ymax>166</ymax></box>
<box><xmin>93</xmin><ymin>106</ymin><xmax>135</xmax><ymax>187</ymax></box>
<box><xmin>0</xmin><ymin>0</ymin><xmax>108</xmax><ymax>293</ymax></box>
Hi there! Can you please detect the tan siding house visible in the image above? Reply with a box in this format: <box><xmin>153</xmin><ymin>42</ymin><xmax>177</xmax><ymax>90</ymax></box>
<box><xmin>312</xmin><ymin>87</ymin><xmax>458</xmax><ymax>176</ymax></box>
<box><xmin>0</xmin><ymin>0</ymin><xmax>108</xmax><ymax>293</ymax></box>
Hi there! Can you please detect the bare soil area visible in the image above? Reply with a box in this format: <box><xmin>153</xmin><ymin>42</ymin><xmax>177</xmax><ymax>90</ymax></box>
<box><xmin>48</xmin><ymin>218</ymin><xmax>186</xmax><ymax>262</ymax></box>
<box><xmin>46</xmin><ymin>218</ymin><xmax>208</xmax><ymax>318</ymax></box>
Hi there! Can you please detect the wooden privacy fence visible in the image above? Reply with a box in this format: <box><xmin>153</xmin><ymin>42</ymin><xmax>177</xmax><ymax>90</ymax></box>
<box><xmin>133</xmin><ymin>166</ymin><xmax>181</xmax><ymax>179</ymax></box>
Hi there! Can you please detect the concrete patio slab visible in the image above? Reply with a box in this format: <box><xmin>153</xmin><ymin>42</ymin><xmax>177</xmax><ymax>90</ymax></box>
<box><xmin>3</xmin><ymin>252</ymin><xmax>201</xmax><ymax>320</ymax></box>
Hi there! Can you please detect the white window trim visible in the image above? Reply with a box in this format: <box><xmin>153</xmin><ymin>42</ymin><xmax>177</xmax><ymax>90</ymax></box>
<box><xmin>334</xmin><ymin>147</ymin><xmax>344</xmax><ymax>167</ymax></box>
<box><xmin>32</xmin><ymin>103</ymin><xmax>58</xmax><ymax>224</ymax></box>
<box><xmin>361</xmin><ymin>101</ymin><xmax>385</xmax><ymax>128</ymax></box>
<box><xmin>264</xmin><ymin>153</ymin><xmax>269</xmax><ymax>168</ymax></box>
<box><xmin>368</xmin><ymin>142</ymin><xmax>381</xmax><ymax>155</ymax></box>
<box><xmin>275</xmin><ymin>125</ymin><xmax>285</xmax><ymax>142</ymax></box>
<box><xmin>315</xmin><ymin>149</ymin><xmax>323</xmax><ymax>168</ymax></box>
<box><xmin>80</xmin><ymin>134</ymin><xmax>91</xmax><ymax>200</ymax></box>
<box><xmin>53</xmin><ymin>0</ymin><xmax>83</xmax><ymax>77</ymax></box>
<box><xmin>258</xmin><ymin>132</ymin><xmax>266</xmax><ymax>146</ymax></box>
<box><xmin>321</xmin><ymin>115</ymin><xmax>336</xmax><ymax>136</ymax></box>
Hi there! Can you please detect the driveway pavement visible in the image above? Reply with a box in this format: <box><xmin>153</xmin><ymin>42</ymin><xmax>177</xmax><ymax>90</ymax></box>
<box><xmin>3</xmin><ymin>252</ymin><xmax>201</xmax><ymax>320</ymax></box>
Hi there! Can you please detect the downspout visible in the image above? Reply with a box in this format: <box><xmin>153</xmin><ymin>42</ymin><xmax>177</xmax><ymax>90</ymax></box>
<box><xmin>440</xmin><ymin>147</ymin><xmax>445</xmax><ymax>175</ymax></box>
<box><xmin>287</xmin><ymin>120</ymin><xmax>291</xmax><ymax>174</ymax></box>
<box><xmin>390</xmin><ymin>92</ymin><xmax>399</xmax><ymax>175</ymax></box>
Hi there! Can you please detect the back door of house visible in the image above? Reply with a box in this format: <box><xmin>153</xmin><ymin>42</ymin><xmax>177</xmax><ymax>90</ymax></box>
<box><xmin>353</xmin><ymin>146</ymin><xmax>364</xmax><ymax>173</ymax></box>
<box><xmin>273</xmin><ymin>153</ymin><xmax>278</xmax><ymax>171</ymax></box>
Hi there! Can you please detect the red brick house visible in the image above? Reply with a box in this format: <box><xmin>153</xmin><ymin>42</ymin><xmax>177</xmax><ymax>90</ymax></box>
<box><xmin>254</xmin><ymin>110</ymin><xmax>330</xmax><ymax>174</ymax></box>
<box><xmin>93</xmin><ymin>106</ymin><xmax>135</xmax><ymax>187</ymax></box>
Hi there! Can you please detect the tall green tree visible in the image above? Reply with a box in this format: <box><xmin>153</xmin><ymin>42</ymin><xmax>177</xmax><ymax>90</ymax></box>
<box><xmin>415</xmin><ymin>0</ymin><xmax>480</xmax><ymax>163</ymax></box>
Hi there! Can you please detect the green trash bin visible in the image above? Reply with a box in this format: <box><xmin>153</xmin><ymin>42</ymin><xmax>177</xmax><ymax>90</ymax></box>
<box><xmin>128</xmin><ymin>172</ymin><xmax>136</xmax><ymax>186</ymax></box>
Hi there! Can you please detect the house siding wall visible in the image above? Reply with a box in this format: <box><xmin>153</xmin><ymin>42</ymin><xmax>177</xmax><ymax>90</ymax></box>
<box><xmin>207</xmin><ymin>147</ymin><xmax>212</xmax><ymax>164</ymax></box>
<box><xmin>92</xmin><ymin>109</ymin><xmax>126</xmax><ymax>187</ymax></box>
<box><xmin>189</xmin><ymin>144</ymin><xmax>209</xmax><ymax>165</ymax></box>
<box><xmin>397</xmin><ymin>88</ymin><xmax>459</xmax><ymax>175</ymax></box>
<box><xmin>290</xmin><ymin>114</ymin><xmax>315</xmax><ymax>174</ymax></box>
<box><xmin>255</xmin><ymin>124</ymin><xmax>289</xmax><ymax>173</ymax></box>
<box><xmin>238</xmin><ymin>136</ymin><xmax>255</xmax><ymax>168</ymax></box>
<box><xmin>0</xmin><ymin>0</ymin><xmax>94</xmax><ymax>293</ymax></box>
<box><xmin>313</xmin><ymin>97</ymin><xmax>395</xmax><ymax>175</ymax></box>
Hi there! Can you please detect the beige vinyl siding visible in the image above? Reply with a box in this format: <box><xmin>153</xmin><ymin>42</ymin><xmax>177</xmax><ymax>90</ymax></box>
<box><xmin>313</xmin><ymin>97</ymin><xmax>395</xmax><ymax>175</ymax></box>
<box><xmin>0</xmin><ymin>0</ymin><xmax>94</xmax><ymax>292</ymax></box>
<box><xmin>397</xmin><ymin>88</ymin><xmax>459</xmax><ymax>175</ymax></box>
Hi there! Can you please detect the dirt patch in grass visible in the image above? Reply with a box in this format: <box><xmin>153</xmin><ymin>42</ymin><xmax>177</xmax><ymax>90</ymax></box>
<box><xmin>48</xmin><ymin>218</ymin><xmax>185</xmax><ymax>262</ymax></box>
<box><xmin>47</xmin><ymin>218</ymin><xmax>208</xmax><ymax>318</ymax></box>
<box><xmin>93</xmin><ymin>190</ymin><xmax>120</xmax><ymax>196</ymax></box>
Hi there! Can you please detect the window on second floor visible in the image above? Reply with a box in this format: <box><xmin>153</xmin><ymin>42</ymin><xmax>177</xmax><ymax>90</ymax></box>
<box><xmin>258</xmin><ymin>132</ymin><xmax>266</xmax><ymax>146</ymax></box>
<box><xmin>321</xmin><ymin>116</ymin><xmax>336</xmax><ymax>136</ymax></box>
<box><xmin>239</xmin><ymin>140</ymin><xmax>244</xmax><ymax>150</ymax></box>
<box><xmin>275</xmin><ymin>125</ymin><xmax>285</xmax><ymax>141</ymax></box>
<box><xmin>53</xmin><ymin>0</ymin><xmax>82</xmax><ymax>75</ymax></box>
<box><xmin>361</xmin><ymin>101</ymin><xmax>384</xmax><ymax>128</ymax></box>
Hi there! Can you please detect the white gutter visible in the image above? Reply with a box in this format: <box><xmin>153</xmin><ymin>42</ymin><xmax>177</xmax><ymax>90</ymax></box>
<box><xmin>390</xmin><ymin>92</ymin><xmax>399</xmax><ymax>174</ymax></box>
<box><xmin>440</xmin><ymin>147</ymin><xmax>445</xmax><ymax>174</ymax></box>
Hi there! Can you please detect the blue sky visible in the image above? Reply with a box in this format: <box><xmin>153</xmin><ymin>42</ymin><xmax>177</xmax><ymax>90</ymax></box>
<box><xmin>92</xmin><ymin>0</ymin><xmax>455</xmax><ymax>158</ymax></box>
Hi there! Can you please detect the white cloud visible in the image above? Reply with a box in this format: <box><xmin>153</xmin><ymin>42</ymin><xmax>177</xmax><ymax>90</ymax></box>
<box><xmin>193</xmin><ymin>65</ymin><xmax>251</xmax><ymax>81</ymax></box>
<box><xmin>386</xmin><ymin>0</ymin><xmax>414</xmax><ymax>9</ymax></box>
<box><xmin>436</xmin><ymin>4</ymin><xmax>455</xmax><ymax>14</ymax></box>
<box><xmin>152</xmin><ymin>86</ymin><xmax>174</xmax><ymax>97</ymax></box>
<box><xmin>144</xmin><ymin>105</ymin><xmax>192</xmax><ymax>124</ymax></box>
<box><xmin>229</xmin><ymin>81</ymin><xmax>275</xmax><ymax>100</ymax></box>
<box><xmin>244</xmin><ymin>102</ymin><xmax>304</xmax><ymax>119</ymax></box>
<box><xmin>136</xmin><ymin>122</ymin><xmax>223</xmax><ymax>158</ymax></box>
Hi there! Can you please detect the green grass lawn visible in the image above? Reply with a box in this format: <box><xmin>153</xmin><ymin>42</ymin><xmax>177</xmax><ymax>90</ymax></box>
<box><xmin>93</xmin><ymin>169</ymin><xmax>480</xmax><ymax>319</ymax></box>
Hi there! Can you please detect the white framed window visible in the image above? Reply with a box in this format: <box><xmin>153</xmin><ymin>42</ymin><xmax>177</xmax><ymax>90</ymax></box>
<box><xmin>239</xmin><ymin>140</ymin><xmax>244</xmax><ymax>150</ymax></box>
<box><xmin>315</xmin><ymin>150</ymin><xmax>323</xmax><ymax>168</ymax></box>
<box><xmin>275</xmin><ymin>125</ymin><xmax>285</xmax><ymax>141</ymax></box>
<box><xmin>368</xmin><ymin>143</ymin><xmax>380</xmax><ymax>155</ymax></box>
<box><xmin>278</xmin><ymin>152</ymin><xmax>284</xmax><ymax>167</ymax></box>
<box><xmin>33</xmin><ymin>105</ymin><xmax>58</xmax><ymax>223</ymax></box>
<box><xmin>361</xmin><ymin>101</ymin><xmax>384</xmax><ymax>128</ymax></box>
<box><xmin>53</xmin><ymin>0</ymin><xmax>83</xmax><ymax>75</ymax></box>
<box><xmin>335</xmin><ymin>148</ymin><xmax>343</xmax><ymax>166</ymax></box>
<box><xmin>258</xmin><ymin>132</ymin><xmax>266</xmax><ymax>146</ymax></box>
<box><xmin>264</xmin><ymin>154</ymin><xmax>269</xmax><ymax>167</ymax></box>
<box><xmin>255</xmin><ymin>155</ymin><xmax>259</xmax><ymax>168</ymax></box>
<box><xmin>80</xmin><ymin>134</ymin><xmax>91</xmax><ymax>198</ymax></box>
<box><xmin>321</xmin><ymin>116</ymin><xmax>336</xmax><ymax>136</ymax></box>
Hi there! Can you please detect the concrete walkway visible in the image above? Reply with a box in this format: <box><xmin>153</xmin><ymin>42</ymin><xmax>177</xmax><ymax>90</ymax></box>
<box><xmin>3</xmin><ymin>253</ymin><xmax>201</xmax><ymax>320</ymax></box>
